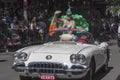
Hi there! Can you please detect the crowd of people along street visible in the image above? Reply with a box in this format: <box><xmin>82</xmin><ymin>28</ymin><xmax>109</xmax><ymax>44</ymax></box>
<box><xmin>0</xmin><ymin>4</ymin><xmax>120</xmax><ymax>52</ymax></box>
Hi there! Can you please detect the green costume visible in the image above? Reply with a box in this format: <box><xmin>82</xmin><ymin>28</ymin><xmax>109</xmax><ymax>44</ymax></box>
<box><xmin>49</xmin><ymin>13</ymin><xmax>89</xmax><ymax>31</ymax></box>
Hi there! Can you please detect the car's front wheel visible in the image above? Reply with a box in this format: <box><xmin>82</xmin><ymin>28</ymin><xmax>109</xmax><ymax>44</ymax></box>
<box><xmin>84</xmin><ymin>59</ymin><xmax>95</xmax><ymax>80</ymax></box>
<box><xmin>103</xmin><ymin>60</ymin><xmax>109</xmax><ymax>72</ymax></box>
<box><xmin>102</xmin><ymin>56</ymin><xmax>109</xmax><ymax>72</ymax></box>
<box><xmin>102</xmin><ymin>49</ymin><xmax>110</xmax><ymax>72</ymax></box>
<box><xmin>20</xmin><ymin>76</ymin><xmax>32</xmax><ymax>80</ymax></box>
<box><xmin>117</xmin><ymin>39</ymin><xmax>120</xmax><ymax>47</ymax></box>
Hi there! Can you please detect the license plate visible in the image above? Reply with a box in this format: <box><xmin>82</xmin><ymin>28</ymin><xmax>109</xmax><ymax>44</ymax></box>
<box><xmin>39</xmin><ymin>75</ymin><xmax>55</xmax><ymax>80</ymax></box>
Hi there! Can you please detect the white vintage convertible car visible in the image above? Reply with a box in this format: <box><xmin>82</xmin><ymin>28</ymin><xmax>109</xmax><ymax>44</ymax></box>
<box><xmin>12</xmin><ymin>28</ymin><xmax>110</xmax><ymax>80</ymax></box>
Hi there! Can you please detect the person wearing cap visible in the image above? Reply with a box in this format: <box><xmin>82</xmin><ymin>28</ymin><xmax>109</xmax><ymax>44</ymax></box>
<box><xmin>54</xmin><ymin>9</ymin><xmax>76</xmax><ymax>29</ymax></box>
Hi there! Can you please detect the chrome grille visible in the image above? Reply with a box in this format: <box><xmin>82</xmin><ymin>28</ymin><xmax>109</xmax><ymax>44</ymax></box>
<box><xmin>28</xmin><ymin>62</ymin><xmax>67</xmax><ymax>74</ymax></box>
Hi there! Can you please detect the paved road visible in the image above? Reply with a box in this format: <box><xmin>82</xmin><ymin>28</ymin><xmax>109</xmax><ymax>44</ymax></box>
<box><xmin>0</xmin><ymin>40</ymin><xmax>120</xmax><ymax>80</ymax></box>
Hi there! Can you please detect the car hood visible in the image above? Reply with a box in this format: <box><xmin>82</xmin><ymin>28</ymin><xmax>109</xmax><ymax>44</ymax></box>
<box><xmin>24</xmin><ymin>42</ymin><xmax>92</xmax><ymax>65</ymax></box>
<box><xmin>19</xmin><ymin>42</ymin><xmax>91</xmax><ymax>54</ymax></box>
<box><xmin>33</xmin><ymin>43</ymin><xmax>90</xmax><ymax>54</ymax></box>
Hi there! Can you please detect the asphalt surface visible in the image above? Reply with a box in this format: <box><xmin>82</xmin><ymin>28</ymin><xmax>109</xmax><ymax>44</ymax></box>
<box><xmin>0</xmin><ymin>39</ymin><xmax>120</xmax><ymax>80</ymax></box>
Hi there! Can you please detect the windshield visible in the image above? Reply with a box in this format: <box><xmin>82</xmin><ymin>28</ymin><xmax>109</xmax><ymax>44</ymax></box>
<box><xmin>46</xmin><ymin>28</ymin><xmax>95</xmax><ymax>44</ymax></box>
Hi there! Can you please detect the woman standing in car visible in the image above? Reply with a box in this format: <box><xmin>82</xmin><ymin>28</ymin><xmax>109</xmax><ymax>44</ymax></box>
<box><xmin>54</xmin><ymin>9</ymin><xmax>76</xmax><ymax>29</ymax></box>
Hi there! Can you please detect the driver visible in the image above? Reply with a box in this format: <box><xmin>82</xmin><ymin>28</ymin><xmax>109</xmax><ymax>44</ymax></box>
<box><xmin>78</xmin><ymin>32</ymin><xmax>88</xmax><ymax>43</ymax></box>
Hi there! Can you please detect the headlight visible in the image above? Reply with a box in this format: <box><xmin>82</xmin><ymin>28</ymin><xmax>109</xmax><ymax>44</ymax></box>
<box><xmin>70</xmin><ymin>54</ymin><xmax>77</xmax><ymax>64</ymax></box>
<box><xmin>70</xmin><ymin>54</ymin><xmax>86</xmax><ymax>64</ymax></box>
<box><xmin>14</xmin><ymin>52</ymin><xmax>28</xmax><ymax>61</ymax></box>
<box><xmin>77</xmin><ymin>54</ymin><xmax>86</xmax><ymax>64</ymax></box>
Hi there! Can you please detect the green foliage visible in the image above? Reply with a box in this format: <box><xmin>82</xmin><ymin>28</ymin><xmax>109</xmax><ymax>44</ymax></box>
<box><xmin>107</xmin><ymin>0</ymin><xmax>120</xmax><ymax>5</ymax></box>
<box><xmin>112</xmin><ymin>6</ymin><xmax>120</xmax><ymax>14</ymax></box>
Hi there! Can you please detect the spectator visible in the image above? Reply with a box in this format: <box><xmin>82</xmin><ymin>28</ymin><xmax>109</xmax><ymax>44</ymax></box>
<box><xmin>37</xmin><ymin>14</ymin><xmax>47</xmax><ymax>42</ymax></box>
<box><xmin>0</xmin><ymin>18</ymin><xmax>9</xmax><ymax>37</ymax></box>
<box><xmin>28</xmin><ymin>16</ymin><xmax>37</xmax><ymax>43</ymax></box>
<box><xmin>0</xmin><ymin>8</ymin><xmax>4</xmax><ymax>19</ymax></box>
<box><xmin>18</xmin><ymin>20</ymin><xmax>28</xmax><ymax>46</ymax></box>
<box><xmin>10</xmin><ymin>19</ymin><xmax>19</xmax><ymax>35</ymax></box>
<box><xmin>0</xmin><ymin>18</ymin><xmax>10</xmax><ymax>52</ymax></box>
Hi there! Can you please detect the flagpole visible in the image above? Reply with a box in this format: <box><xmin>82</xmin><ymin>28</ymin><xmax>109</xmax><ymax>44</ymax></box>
<box><xmin>23</xmin><ymin>0</ymin><xmax>28</xmax><ymax>22</ymax></box>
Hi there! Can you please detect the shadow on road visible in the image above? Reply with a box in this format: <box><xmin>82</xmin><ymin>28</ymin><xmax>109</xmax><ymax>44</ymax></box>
<box><xmin>116</xmin><ymin>75</ymin><xmax>120</xmax><ymax>80</ymax></box>
<box><xmin>46</xmin><ymin>67</ymin><xmax>113</xmax><ymax>80</ymax></box>
<box><xmin>94</xmin><ymin>67</ymin><xmax>113</xmax><ymax>80</ymax></box>
<box><xmin>0</xmin><ymin>59</ymin><xmax>8</xmax><ymax>62</ymax></box>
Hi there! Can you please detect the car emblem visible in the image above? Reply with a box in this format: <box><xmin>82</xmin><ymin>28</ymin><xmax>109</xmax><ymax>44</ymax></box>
<box><xmin>46</xmin><ymin>55</ymin><xmax>52</xmax><ymax>60</ymax></box>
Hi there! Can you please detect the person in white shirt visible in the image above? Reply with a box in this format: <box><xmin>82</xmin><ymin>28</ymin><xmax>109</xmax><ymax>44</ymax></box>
<box><xmin>118</xmin><ymin>24</ymin><xmax>120</xmax><ymax>33</ymax></box>
<box><xmin>117</xmin><ymin>23</ymin><xmax>120</xmax><ymax>47</ymax></box>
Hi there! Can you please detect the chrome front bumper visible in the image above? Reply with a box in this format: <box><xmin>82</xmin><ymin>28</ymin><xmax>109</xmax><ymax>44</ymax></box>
<box><xmin>12</xmin><ymin>62</ymin><xmax>89</xmax><ymax>79</ymax></box>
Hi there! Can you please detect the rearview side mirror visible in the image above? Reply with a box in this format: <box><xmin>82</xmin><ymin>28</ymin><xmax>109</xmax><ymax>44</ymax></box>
<box><xmin>99</xmin><ymin>42</ymin><xmax>108</xmax><ymax>48</ymax></box>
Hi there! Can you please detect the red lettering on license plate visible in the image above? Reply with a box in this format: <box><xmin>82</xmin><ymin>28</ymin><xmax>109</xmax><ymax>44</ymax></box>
<box><xmin>39</xmin><ymin>75</ymin><xmax>55</xmax><ymax>80</ymax></box>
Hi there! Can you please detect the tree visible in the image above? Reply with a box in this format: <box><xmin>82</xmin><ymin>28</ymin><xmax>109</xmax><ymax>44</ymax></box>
<box><xmin>112</xmin><ymin>6</ymin><xmax>120</xmax><ymax>15</ymax></box>
<box><xmin>106</xmin><ymin>0</ymin><xmax>120</xmax><ymax>16</ymax></box>
<box><xmin>107</xmin><ymin>0</ymin><xmax>120</xmax><ymax>5</ymax></box>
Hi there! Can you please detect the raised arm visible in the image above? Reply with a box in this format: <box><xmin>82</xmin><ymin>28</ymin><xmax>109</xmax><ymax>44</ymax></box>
<box><xmin>54</xmin><ymin>10</ymin><xmax>64</xmax><ymax>24</ymax></box>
